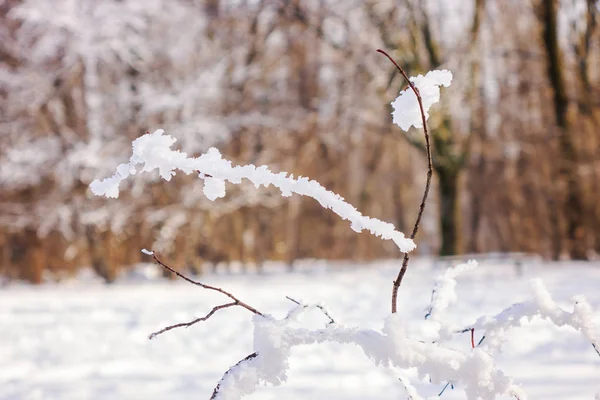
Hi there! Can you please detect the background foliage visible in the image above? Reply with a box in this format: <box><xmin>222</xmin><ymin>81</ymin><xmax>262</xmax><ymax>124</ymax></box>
<box><xmin>1</xmin><ymin>0</ymin><xmax>599</xmax><ymax>282</ymax></box>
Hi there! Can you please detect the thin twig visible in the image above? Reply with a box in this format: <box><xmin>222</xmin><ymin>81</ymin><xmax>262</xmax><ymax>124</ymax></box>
<box><xmin>424</xmin><ymin>288</ymin><xmax>436</xmax><ymax>320</ymax></box>
<box><xmin>151</xmin><ymin>253</ymin><xmax>263</xmax><ymax>316</ymax></box>
<box><xmin>477</xmin><ymin>335</ymin><xmax>486</xmax><ymax>346</ymax></box>
<box><xmin>398</xmin><ymin>377</ymin><xmax>414</xmax><ymax>400</ymax></box>
<box><xmin>285</xmin><ymin>296</ymin><xmax>336</xmax><ymax>324</ymax></box>
<box><xmin>211</xmin><ymin>352</ymin><xmax>259</xmax><ymax>400</ymax></box>
<box><xmin>440</xmin><ymin>328</ymin><xmax>476</xmax><ymax>397</ymax></box>
<box><xmin>438</xmin><ymin>381</ymin><xmax>453</xmax><ymax>396</ymax></box>
<box><xmin>145</xmin><ymin>252</ymin><xmax>263</xmax><ymax>341</ymax></box>
<box><xmin>149</xmin><ymin>302</ymin><xmax>238</xmax><ymax>340</ymax></box>
<box><xmin>377</xmin><ymin>49</ymin><xmax>434</xmax><ymax>314</ymax></box>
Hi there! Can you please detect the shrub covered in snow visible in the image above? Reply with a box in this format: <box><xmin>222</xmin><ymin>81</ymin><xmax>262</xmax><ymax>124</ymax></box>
<box><xmin>91</xmin><ymin>58</ymin><xmax>598</xmax><ymax>400</ymax></box>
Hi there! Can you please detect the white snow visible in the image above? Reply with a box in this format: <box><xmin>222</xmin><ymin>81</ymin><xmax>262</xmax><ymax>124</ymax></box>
<box><xmin>391</xmin><ymin>70</ymin><xmax>453</xmax><ymax>131</ymax></box>
<box><xmin>90</xmin><ymin>130</ymin><xmax>415</xmax><ymax>252</ymax></box>
<box><xmin>1</xmin><ymin>259</ymin><xmax>598</xmax><ymax>400</ymax></box>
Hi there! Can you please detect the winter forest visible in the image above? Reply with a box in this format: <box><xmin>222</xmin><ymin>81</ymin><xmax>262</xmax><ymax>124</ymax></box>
<box><xmin>1</xmin><ymin>0</ymin><xmax>599</xmax><ymax>283</ymax></box>
<box><xmin>1</xmin><ymin>1</ymin><xmax>600</xmax><ymax>399</ymax></box>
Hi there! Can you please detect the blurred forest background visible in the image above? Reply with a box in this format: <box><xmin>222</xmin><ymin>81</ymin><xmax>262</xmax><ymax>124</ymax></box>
<box><xmin>0</xmin><ymin>0</ymin><xmax>599</xmax><ymax>283</ymax></box>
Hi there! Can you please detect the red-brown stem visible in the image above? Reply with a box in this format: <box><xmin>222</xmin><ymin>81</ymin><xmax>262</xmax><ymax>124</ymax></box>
<box><xmin>144</xmin><ymin>252</ymin><xmax>264</xmax><ymax>398</ymax></box>
<box><xmin>377</xmin><ymin>49</ymin><xmax>434</xmax><ymax>314</ymax></box>
<box><xmin>152</xmin><ymin>253</ymin><xmax>263</xmax><ymax>316</ymax></box>
<box><xmin>470</xmin><ymin>328</ymin><xmax>475</xmax><ymax>349</ymax></box>
<box><xmin>149</xmin><ymin>302</ymin><xmax>238</xmax><ymax>340</ymax></box>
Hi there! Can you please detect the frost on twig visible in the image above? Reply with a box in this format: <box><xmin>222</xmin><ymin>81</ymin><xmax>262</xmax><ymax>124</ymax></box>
<box><xmin>426</xmin><ymin>260</ymin><xmax>478</xmax><ymax>322</ymax></box>
<box><xmin>89</xmin><ymin>50</ymin><xmax>599</xmax><ymax>399</ymax></box>
<box><xmin>210</xmin><ymin>352</ymin><xmax>259</xmax><ymax>400</ymax></box>
<box><xmin>420</xmin><ymin>263</ymin><xmax>599</xmax><ymax>359</ymax></box>
<box><xmin>285</xmin><ymin>296</ymin><xmax>335</xmax><ymax>325</ymax></box>
<box><xmin>208</xmin><ymin>312</ymin><xmax>526</xmax><ymax>400</ymax></box>
<box><xmin>89</xmin><ymin>130</ymin><xmax>415</xmax><ymax>252</ymax></box>
<box><xmin>376</xmin><ymin>49</ymin><xmax>452</xmax><ymax>313</ymax></box>
<box><xmin>390</xmin><ymin>70</ymin><xmax>453</xmax><ymax>131</ymax></box>
<box><xmin>398</xmin><ymin>375</ymin><xmax>425</xmax><ymax>400</ymax></box>
<box><xmin>464</xmin><ymin>278</ymin><xmax>600</xmax><ymax>354</ymax></box>
<box><xmin>143</xmin><ymin>253</ymin><xmax>529</xmax><ymax>400</ymax></box>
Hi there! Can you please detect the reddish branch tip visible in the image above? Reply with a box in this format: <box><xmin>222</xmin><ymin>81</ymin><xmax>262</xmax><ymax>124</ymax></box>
<box><xmin>376</xmin><ymin>49</ymin><xmax>406</xmax><ymax>77</ymax></box>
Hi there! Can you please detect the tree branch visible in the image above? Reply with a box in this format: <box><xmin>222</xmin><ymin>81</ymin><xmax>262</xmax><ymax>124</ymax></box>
<box><xmin>144</xmin><ymin>252</ymin><xmax>266</xmax><ymax>398</ymax></box>
<box><xmin>151</xmin><ymin>252</ymin><xmax>263</xmax><ymax>316</ymax></box>
<box><xmin>285</xmin><ymin>296</ymin><xmax>336</xmax><ymax>325</ymax></box>
<box><xmin>149</xmin><ymin>301</ymin><xmax>238</xmax><ymax>340</ymax></box>
<box><xmin>145</xmin><ymin>252</ymin><xmax>263</xmax><ymax>340</ymax></box>
<box><xmin>377</xmin><ymin>49</ymin><xmax>433</xmax><ymax>314</ymax></box>
<box><xmin>210</xmin><ymin>352</ymin><xmax>259</xmax><ymax>400</ymax></box>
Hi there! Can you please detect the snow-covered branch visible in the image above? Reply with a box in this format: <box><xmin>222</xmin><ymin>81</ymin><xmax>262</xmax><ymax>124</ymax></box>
<box><xmin>376</xmin><ymin>49</ymin><xmax>453</xmax><ymax>314</ymax></box>
<box><xmin>426</xmin><ymin>260</ymin><xmax>478</xmax><ymax>322</ymax></box>
<box><xmin>87</xmin><ymin>55</ymin><xmax>599</xmax><ymax>400</ymax></box>
<box><xmin>144</xmin><ymin>253</ymin><xmax>597</xmax><ymax>400</ymax></box>
<box><xmin>208</xmin><ymin>310</ymin><xmax>525</xmax><ymax>400</ymax></box>
<box><xmin>467</xmin><ymin>278</ymin><xmax>599</xmax><ymax>354</ymax></box>
<box><xmin>90</xmin><ymin>130</ymin><xmax>416</xmax><ymax>252</ymax></box>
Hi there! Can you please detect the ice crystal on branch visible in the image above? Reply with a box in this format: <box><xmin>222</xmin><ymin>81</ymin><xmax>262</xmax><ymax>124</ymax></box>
<box><xmin>88</xmin><ymin>63</ymin><xmax>599</xmax><ymax>400</ymax></box>
<box><xmin>90</xmin><ymin>130</ymin><xmax>415</xmax><ymax>252</ymax></box>
<box><xmin>391</xmin><ymin>70</ymin><xmax>453</xmax><ymax>131</ymax></box>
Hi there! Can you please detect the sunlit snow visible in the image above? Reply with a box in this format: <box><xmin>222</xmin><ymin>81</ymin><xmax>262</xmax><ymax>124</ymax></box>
<box><xmin>1</xmin><ymin>259</ymin><xmax>598</xmax><ymax>400</ymax></box>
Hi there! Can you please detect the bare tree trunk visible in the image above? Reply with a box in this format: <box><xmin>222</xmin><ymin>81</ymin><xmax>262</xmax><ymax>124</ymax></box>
<box><xmin>436</xmin><ymin>167</ymin><xmax>461</xmax><ymax>256</ymax></box>
<box><xmin>540</xmin><ymin>0</ymin><xmax>588</xmax><ymax>260</ymax></box>
<box><xmin>15</xmin><ymin>229</ymin><xmax>44</xmax><ymax>284</ymax></box>
<box><xmin>85</xmin><ymin>227</ymin><xmax>117</xmax><ymax>283</ymax></box>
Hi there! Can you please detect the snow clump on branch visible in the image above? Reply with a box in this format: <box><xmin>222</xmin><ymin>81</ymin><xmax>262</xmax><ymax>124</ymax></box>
<box><xmin>90</xmin><ymin>69</ymin><xmax>454</xmax><ymax>252</ymax></box>
<box><xmin>90</xmin><ymin>130</ymin><xmax>416</xmax><ymax>251</ymax></box>
<box><xmin>391</xmin><ymin>70</ymin><xmax>453</xmax><ymax>131</ymax></box>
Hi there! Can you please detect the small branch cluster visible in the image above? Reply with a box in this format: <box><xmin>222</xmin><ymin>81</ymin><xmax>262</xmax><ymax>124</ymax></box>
<box><xmin>285</xmin><ymin>296</ymin><xmax>336</xmax><ymax>325</ymax></box>
<box><xmin>142</xmin><ymin>249</ymin><xmax>598</xmax><ymax>400</ymax></box>
<box><xmin>146</xmin><ymin>251</ymin><xmax>262</xmax><ymax>340</ymax></box>
<box><xmin>90</xmin><ymin>51</ymin><xmax>599</xmax><ymax>400</ymax></box>
<box><xmin>463</xmin><ymin>278</ymin><xmax>600</xmax><ymax>354</ymax></box>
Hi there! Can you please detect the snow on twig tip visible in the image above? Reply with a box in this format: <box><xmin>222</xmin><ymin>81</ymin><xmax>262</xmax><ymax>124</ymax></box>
<box><xmin>391</xmin><ymin>69</ymin><xmax>453</xmax><ymax>131</ymax></box>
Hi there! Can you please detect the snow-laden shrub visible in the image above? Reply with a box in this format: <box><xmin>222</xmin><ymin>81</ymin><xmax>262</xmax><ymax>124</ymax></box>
<box><xmin>91</xmin><ymin>62</ymin><xmax>599</xmax><ymax>400</ymax></box>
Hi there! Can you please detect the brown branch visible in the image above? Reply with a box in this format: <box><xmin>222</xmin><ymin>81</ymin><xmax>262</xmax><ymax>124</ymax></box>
<box><xmin>151</xmin><ymin>252</ymin><xmax>263</xmax><ymax>316</ymax></box>
<box><xmin>149</xmin><ymin>301</ymin><xmax>238</xmax><ymax>340</ymax></box>
<box><xmin>146</xmin><ymin>252</ymin><xmax>263</xmax><ymax>341</ymax></box>
<box><xmin>211</xmin><ymin>352</ymin><xmax>259</xmax><ymax>400</ymax></box>
<box><xmin>377</xmin><ymin>49</ymin><xmax>433</xmax><ymax>314</ymax></box>
<box><xmin>143</xmin><ymin>252</ymin><xmax>265</xmax><ymax>399</ymax></box>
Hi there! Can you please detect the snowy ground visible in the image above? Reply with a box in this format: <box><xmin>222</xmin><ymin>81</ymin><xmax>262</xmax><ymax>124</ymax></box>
<box><xmin>1</xmin><ymin>258</ymin><xmax>599</xmax><ymax>400</ymax></box>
